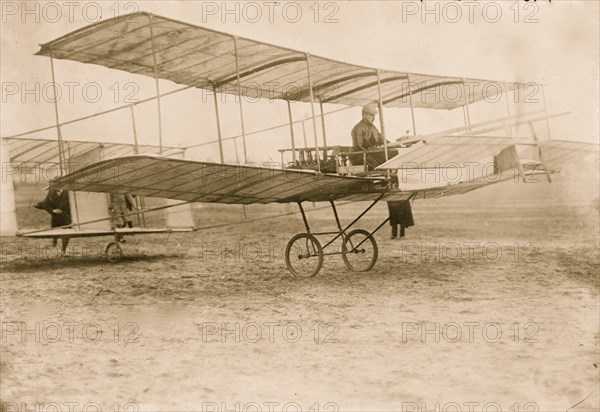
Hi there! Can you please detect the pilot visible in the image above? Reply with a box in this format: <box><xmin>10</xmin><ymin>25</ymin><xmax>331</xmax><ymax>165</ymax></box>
<box><xmin>350</xmin><ymin>102</ymin><xmax>396</xmax><ymax>170</ymax></box>
<box><xmin>351</xmin><ymin>102</ymin><xmax>383</xmax><ymax>152</ymax></box>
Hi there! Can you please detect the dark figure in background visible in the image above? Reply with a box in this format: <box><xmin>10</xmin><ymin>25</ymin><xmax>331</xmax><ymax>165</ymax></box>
<box><xmin>387</xmin><ymin>199</ymin><xmax>414</xmax><ymax>239</ymax></box>
<box><xmin>34</xmin><ymin>189</ymin><xmax>71</xmax><ymax>255</ymax></box>
<box><xmin>124</xmin><ymin>193</ymin><xmax>136</xmax><ymax>228</ymax></box>
<box><xmin>109</xmin><ymin>193</ymin><xmax>136</xmax><ymax>228</ymax></box>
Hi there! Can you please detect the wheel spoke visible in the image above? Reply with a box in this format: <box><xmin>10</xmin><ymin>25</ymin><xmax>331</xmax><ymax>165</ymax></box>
<box><xmin>285</xmin><ymin>233</ymin><xmax>324</xmax><ymax>277</ymax></box>
<box><xmin>105</xmin><ymin>242</ymin><xmax>123</xmax><ymax>263</ymax></box>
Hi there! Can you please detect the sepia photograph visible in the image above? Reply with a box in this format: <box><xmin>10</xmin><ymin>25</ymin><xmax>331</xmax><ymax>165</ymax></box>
<box><xmin>1</xmin><ymin>1</ymin><xmax>599</xmax><ymax>411</ymax></box>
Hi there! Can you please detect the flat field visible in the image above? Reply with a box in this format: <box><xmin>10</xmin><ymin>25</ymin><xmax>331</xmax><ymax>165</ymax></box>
<box><xmin>1</xmin><ymin>173</ymin><xmax>598</xmax><ymax>411</ymax></box>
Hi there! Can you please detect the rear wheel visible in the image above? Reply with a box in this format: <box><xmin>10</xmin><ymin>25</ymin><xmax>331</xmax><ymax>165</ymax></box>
<box><xmin>342</xmin><ymin>229</ymin><xmax>378</xmax><ymax>271</ymax></box>
<box><xmin>105</xmin><ymin>242</ymin><xmax>123</xmax><ymax>263</ymax></box>
<box><xmin>285</xmin><ymin>233</ymin><xmax>324</xmax><ymax>277</ymax></box>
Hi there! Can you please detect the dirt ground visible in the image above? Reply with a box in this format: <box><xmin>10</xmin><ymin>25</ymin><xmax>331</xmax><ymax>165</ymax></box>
<box><xmin>1</xmin><ymin>174</ymin><xmax>598</xmax><ymax>411</ymax></box>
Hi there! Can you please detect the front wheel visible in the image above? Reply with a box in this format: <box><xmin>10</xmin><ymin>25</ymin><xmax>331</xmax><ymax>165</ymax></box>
<box><xmin>285</xmin><ymin>233</ymin><xmax>324</xmax><ymax>277</ymax></box>
<box><xmin>342</xmin><ymin>229</ymin><xmax>378</xmax><ymax>271</ymax></box>
<box><xmin>105</xmin><ymin>242</ymin><xmax>123</xmax><ymax>263</ymax></box>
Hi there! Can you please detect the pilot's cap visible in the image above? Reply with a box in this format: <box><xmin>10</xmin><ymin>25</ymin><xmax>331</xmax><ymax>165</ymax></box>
<box><xmin>362</xmin><ymin>102</ymin><xmax>378</xmax><ymax>116</ymax></box>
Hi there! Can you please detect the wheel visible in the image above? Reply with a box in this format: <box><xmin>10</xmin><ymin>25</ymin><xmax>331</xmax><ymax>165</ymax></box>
<box><xmin>342</xmin><ymin>229</ymin><xmax>378</xmax><ymax>271</ymax></box>
<box><xmin>285</xmin><ymin>233</ymin><xmax>324</xmax><ymax>277</ymax></box>
<box><xmin>105</xmin><ymin>242</ymin><xmax>123</xmax><ymax>263</ymax></box>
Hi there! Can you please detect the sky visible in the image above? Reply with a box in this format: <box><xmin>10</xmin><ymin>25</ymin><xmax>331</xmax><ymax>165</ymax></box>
<box><xmin>1</xmin><ymin>0</ymin><xmax>599</xmax><ymax>164</ymax></box>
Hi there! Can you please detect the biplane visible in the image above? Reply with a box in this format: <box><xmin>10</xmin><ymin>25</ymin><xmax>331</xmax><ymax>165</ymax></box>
<box><xmin>6</xmin><ymin>11</ymin><xmax>597</xmax><ymax>275</ymax></box>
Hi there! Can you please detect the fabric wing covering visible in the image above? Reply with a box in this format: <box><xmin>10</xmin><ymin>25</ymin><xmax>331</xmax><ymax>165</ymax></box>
<box><xmin>376</xmin><ymin>137</ymin><xmax>599</xmax><ymax>171</ymax></box>
<box><xmin>48</xmin><ymin>155</ymin><xmax>413</xmax><ymax>204</ymax></box>
<box><xmin>37</xmin><ymin>12</ymin><xmax>522</xmax><ymax>110</ymax></box>
<box><xmin>48</xmin><ymin>155</ymin><xmax>537</xmax><ymax>204</ymax></box>
<box><xmin>538</xmin><ymin>140</ymin><xmax>600</xmax><ymax>170</ymax></box>
<box><xmin>376</xmin><ymin>136</ymin><xmax>524</xmax><ymax>169</ymax></box>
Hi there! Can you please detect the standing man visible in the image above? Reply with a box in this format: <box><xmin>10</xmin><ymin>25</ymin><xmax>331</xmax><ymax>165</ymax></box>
<box><xmin>387</xmin><ymin>199</ymin><xmax>414</xmax><ymax>239</ymax></box>
<box><xmin>34</xmin><ymin>189</ymin><xmax>71</xmax><ymax>255</ymax></box>
<box><xmin>109</xmin><ymin>193</ymin><xmax>136</xmax><ymax>228</ymax></box>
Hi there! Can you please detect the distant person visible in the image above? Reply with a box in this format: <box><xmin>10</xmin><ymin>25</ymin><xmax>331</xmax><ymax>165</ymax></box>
<box><xmin>350</xmin><ymin>102</ymin><xmax>397</xmax><ymax>170</ymax></box>
<box><xmin>387</xmin><ymin>199</ymin><xmax>414</xmax><ymax>239</ymax></box>
<box><xmin>109</xmin><ymin>193</ymin><xmax>136</xmax><ymax>228</ymax></box>
<box><xmin>124</xmin><ymin>193</ymin><xmax>137</xmax><ymax>228</ymax></box>
<box><xmin>34</xmin><ymin>189</ymin><xmax>71</xmax><ymax>255</ymax></box>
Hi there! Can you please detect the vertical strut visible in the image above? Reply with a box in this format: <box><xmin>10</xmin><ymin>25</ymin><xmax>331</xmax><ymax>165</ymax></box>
<box><xmin>407</xmin><ymin>73</ymin><xmax>417</xmax><ymax>136</ymax></box>
<box><xmin>319</xmin><ymin>98</ymin><xmax>328</xmax><ymax>161</ymax></box>
<box><xmin>376</xmin><ymin>69</ymin><xmax>389</xmax><ymax>161</ymax></box>
<box><xmin>233</xmin><ymin>36</ymin><xmax>248</xmax><ymax>163</ymax></box>
<box><xmin>234</xmin><ymin>137</ymin><xmax>240</xmax><ymax>163</ymax></box>
<box><xmin>541</xmin><ymin>84</ymin><xmax>552</xmax><ymax>140</ymax></box>
<box><xmin>329</xmin><ymin>199</ymin><xmax>343</xmax><ymax>232</ymax></box>
<box><xmin>305</xmin><ymin>54</ymin><xmax>321</xmax><ymax>173</ymax></box>
<box><xmin>129</xmin><ymin>106</ymin><xmax>143</xmax><ymax>227</ymax></box>
<box><xmin>528</xmin><ymin>122</ymin><xmax>553</xmax><ymax>183</ymax></box>
<box><xmin>212</xmin><ymin>85</ymin><xmax>225</xmax><ymax>163</ymax></box>
<box><xmin>232</xmin><ymin>36</ymin><xmax>249</xmax><ymax>219</ymax></box>
<box><xmin>147</xmin><ymin>14</ymin><xmax>163</xmax><ymax>154</ymax></box>
<box><xmin>66</xmin><ymin>141</ymin><xmax>80</xmax><ymax>229</ymax></box>
<box><xmin>504</xmin><ymin>88</ymin><xmax>513</xmax><ymax>136</ymax></box>
<box><xmin>130</xmin><ymin>106</ymin><xmax>139</xmax><ymax>154</ymax></box>
<box><xmin>287</xmin><ymin>101</ymin><xmax>297</xmax><ymax>165</ymax></box>
<box><xmin>461</xmin><ymin>79</ymin><xmax>472</xmax><ymax>132</ymax></box>
<box><xmin>297</xmin><ymin>202</ymin><xmax>310</xmax><ymax>233</ymax></box>
<box><xmin>49</xmin><ymin>55</ymin><xmax>65</xmax><ymax>176</ymax></box>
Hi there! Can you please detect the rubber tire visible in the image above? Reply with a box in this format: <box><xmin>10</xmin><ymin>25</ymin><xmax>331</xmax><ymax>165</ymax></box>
<box><xmin>105</xmin><ymin>242</ymin><xmax>123</xmax><ymax>263</ymax></box>
<box><xmin>342</xmin><ymin>229</ymin><xmax>378</xmax><ymax>272</ymax></box>
<box><xmin>284</xmin><ymin>233</ymin><xmax>324</xmax><ymax>277</ymax></box>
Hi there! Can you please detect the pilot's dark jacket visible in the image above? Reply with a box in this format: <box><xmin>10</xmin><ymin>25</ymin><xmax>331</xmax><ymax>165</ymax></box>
<box><xmin>34</xmin><ymin>190</ymin><xmax>71</xmax><ymax>228</ymax></box>
<box><xmin>350</xmin><ymin>119</ymin><xmax>397</xmax><ymax>170</ymax></box>
<box><xmin>351</xmin><ymin>118</ymin><xmax>383</xmax><ymax>150</ymax></box>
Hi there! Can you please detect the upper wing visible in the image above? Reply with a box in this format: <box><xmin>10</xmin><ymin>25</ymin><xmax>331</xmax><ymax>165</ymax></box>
<box><xmin>48</xmin><ymin>155</ymin><xmax>398</xmax><ymax>204</ymax></box>
<box><xmin>3</xmin><ymin>136</ymin><xmax>184</xmax><ymax>163</ymax></box>
<box><xmin>36</xmin><ymin>11</ymin><xmax>522</xmax><ymax>110</ymax></box>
